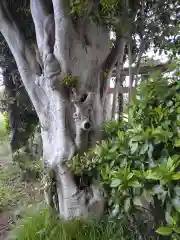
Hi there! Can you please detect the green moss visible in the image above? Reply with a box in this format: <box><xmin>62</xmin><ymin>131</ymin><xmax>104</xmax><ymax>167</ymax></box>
<box><xmin>63</xmin><ymin>75</ymin><xmax>79</xmax><ymax>87</ymax></box>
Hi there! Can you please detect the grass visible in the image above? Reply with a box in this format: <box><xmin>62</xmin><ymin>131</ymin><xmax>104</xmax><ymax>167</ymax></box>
<box><xmin>0</xmin><ymin>114</ymin><xmax>6</xmax><ymax>136</ymax></box>
<box><xmin>9</xmin><ymin>205</ymin><xmax>133</xmax><ymax>240</ymax></box>
<box><xmin>0</xmin><ymin>117</ymin><xmax>130</xmax><ymax>240</ymax></box>
<box><xmin>0</xmin><ymin>115</ymin><xmax>136</xmax><ymax>240</ymax></box>
<box><xmin>0</xmin><ymin>116</ymin><xmax>12</xmax><ymax>161</ymax></box>
<box><xmin>0</xmin><ymin>116</ymin><xmax>43</xmax><ymax>219</ymax></box>
<box><xmin>0</xmin><ymin>163</ymin><xmax>42</xmax><ymax>213</ymax></box>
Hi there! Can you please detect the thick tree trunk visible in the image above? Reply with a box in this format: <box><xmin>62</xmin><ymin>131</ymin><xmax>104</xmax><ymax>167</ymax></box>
<box><xmin>111</xmin><ymin>40</ymin><xmax>126</xmax><ymax>120</ymax></box>
<box><xmin>39</xmin><ymin>80</ymin><xmax>104</xmax><ymax>219</ymax></box>
<box><xmin>3</xmin><ymin>68</ymin><xmax>39</xmax><ymax>155</ymax></box>
<box><xmin>117</xmin><ymin>76</ymin><xmax>125</xmax><ymax>121</ymax></box>
<box><xmin>0</xmin><ymin>0</ymin><xmax>127</xmax><ymax>220</ymax></box>
<box><xmin>128</xmin><ymin>41</ymin><xmax>133</xmax><ymax>103</ymax></box>
<box><xmin>111</xmin><ymin>78</ymin><xmax>118</xmax><ymax>120</ymax></box>
<box><xmin>3</xmin><ymin>69</ymin><xmax>20</xmax><ymax>152</ymax></box>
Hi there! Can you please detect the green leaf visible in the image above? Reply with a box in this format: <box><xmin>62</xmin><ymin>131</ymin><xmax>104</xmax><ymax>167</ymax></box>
<box><xmin>133</xmin><ymin>196</ymin><xmax>143</xmax><ymax>207</ymax></box>
<box><xmin>131</xmin><ymin>135</ymin><xmax>143</xmax><ymax>141</ymax></box>
<box><xmin>130</xmin><ymin>142</ymin><xmax>138</xmax><ymax>154</ymax></box>
<box><xmin>111</xmin><ymin>179</ymin><xmax>121</xmax><ymax>188</ymax></box>
<box><xmin>171</xmin><ymin>155</ymin><xmax>180</xmax><ymax>162</ymax></box>
<box><xmin>174</xmin><ymin>186</ymin><xmax>180</xmax><ymax>196</ymax></box>
<box><xmin>165</xmin><ymin>212</ymin><xmax>174</xmax><ymax>225</ymax></box>
<box><xmin>167</xmin><ymin>156</ymin><xmax>174</xmax><ymax>169</ymax></box>
<box><xmin>124</xmin><ymin>198</ymin><xmax>131</xmax><ymax>212</ymax></box>
<box><xmin>175</xmin><ymin>139</ymin><xmax>180</xmax><ymax>147</ymax></box>
<box><xmin>127</xmin><ymin>173</ymin><xmax>134</xmax><ymax>180</ymax></box>
<box><xmin>172</xmin><ymin>173</ymin><xmax>180</xmax><ymax>180</ymax></box>
<box><xmin>128</xmin><ymin>180</ymin><xmax>142</xmax><ymax>188</ymax></box>
<box><xmin>133</xmin><ymin>170</ymin><xmax>144</xmax><ymax>179</ymax></box>
<box><xmin>172</xmin><ymin>227</ymin><xmax>180</xmax><ymax>234</ymax></box>
<box><xmin>172</xmin><ymin>197</ymin><xmax>180</xmax><ymax>213</ymax></box>
<box><xmin>109</xmin><ymin>145</ymin><xmax>119</xmax><ymax>153</ymax></box>
<box><xmin>117</xmin><ymin>131</ymin><xmax>124</xmax><ymax>141</ymax></box>
<box><xmin>167</xmin><ymin>101</ymin><xmax>173</xmax><ymax>107</ymax></box>
<box><xmin>145</xmin><ymin>170</ymin><xmax>161</xmax><ymax>180</ymax></box>
<box><xmin>140</xmin><ymin>143</ymin><xmax>149</xmax><ymax>155</ymax></box>
<box><xmin>156</xmin><ymin>226</ymin><xmax>172</xmax><ymax>236</ymax></box>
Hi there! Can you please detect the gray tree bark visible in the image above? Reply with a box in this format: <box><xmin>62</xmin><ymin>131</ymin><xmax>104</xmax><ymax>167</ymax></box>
<box><xmin>111</xmin><ymin>39</ymin><xmax>126</xmax><ymax>120</ymax></box>
<box><xmin>0</xmin><ymin>0</ymin><xmax>126</xmax><ymax>220</ymax></box>
<box><xmin>128</xmin><ymin>40</ymin><xmax>133</xmax><ymax>103</ymax></box>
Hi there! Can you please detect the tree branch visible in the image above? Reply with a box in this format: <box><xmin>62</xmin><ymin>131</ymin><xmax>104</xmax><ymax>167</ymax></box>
<box><xmin>52</xmin><ymin>0</ymin><xmax>73</xmax><ymax>72</ymax></box>
<box><xmin>111</xmin><ymin>55</ymin><xmax>124</xmax><ymax>120</ymax></box>
<box><xmin>128</xmin><ymin>40</ymin><xmax>133</xmax><ymax>103</ymax></box>
<box><xmin>134</xmin><ymin>35</ymin><xmax>148</xmax><ymax>87</ymax></box>
<box><xmin>0</xmin><ymin>1</ymin><xmax>46</xmax><ymax>115</ymax></box>
<box><xmin>100</xmin><ymin>37</ymin><xmax>126</xmax><ymax>101</ymax></box>
<box><xmin>30</xmin><ymin>0</ymin><xmax>53</xmax><ymax>55</ymax></box>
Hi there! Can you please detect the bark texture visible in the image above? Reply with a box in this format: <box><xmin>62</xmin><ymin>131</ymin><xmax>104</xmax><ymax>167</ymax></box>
<box><xmin>0</xmin><ymin>0</ymin><xmax>126</xmax><ymax>220</ymax></box>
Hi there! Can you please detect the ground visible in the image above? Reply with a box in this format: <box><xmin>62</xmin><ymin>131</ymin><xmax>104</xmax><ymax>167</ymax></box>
<box><xmin>0</xmin><ymin>163</ymin><xmax>42</xmax><ymax>240</ymax></box>
<box><xmin>0</xmin><ymin>116</ymin><xmax>42</xmax><ymax>239</ymax></box>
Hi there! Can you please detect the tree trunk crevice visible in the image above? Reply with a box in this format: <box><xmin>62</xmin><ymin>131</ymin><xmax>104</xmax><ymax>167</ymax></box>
<box><xmin>0</xmin><ymin>0</ymin><xmax>118</xmax><ymax>220</ymax></box>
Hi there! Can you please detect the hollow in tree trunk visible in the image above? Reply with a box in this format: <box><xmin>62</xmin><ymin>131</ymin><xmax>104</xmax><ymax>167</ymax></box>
<box><xmin>0</xmin><ymin>0</ymin><xmax>127</xmax><ymax>220</ymax></box>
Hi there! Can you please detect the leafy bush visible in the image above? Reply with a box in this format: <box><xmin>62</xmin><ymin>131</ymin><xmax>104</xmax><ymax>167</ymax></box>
<box><xmin>69</xmin><ymin>78</ymin><xmax>180</xmax><ymax>239</ymax></box>
<box><xmin>0</xmin><ymin>163</ymin><xmax>43</xmax><ymax>217</ymax></box>
<box><xmin>0</xmin><ymin>187</ymin><xmax>14</xmax><ymax>212</ymax></box>
<box><xmin>0</xmin><ymin>165</ymin><xmax>21</xmax><ymax>212</ymax></box>
<box><xmin>2</xmin><ymin>111</ymin><xmax>10</xmax><ymax>135</ymax></box>
<box><xmin>13</xmin><ymin>149</ymin><xmax>43</xmax><ymax>181</ymax></box>
<box><xmin>9</xmin><ymin>205</ymin><xmax>133</xmax><ymax>240</ymax></box>
<box><xmin>0</xmin><ymin>114</ymin><xmax>8</xmax><ymax>139</ymax></box>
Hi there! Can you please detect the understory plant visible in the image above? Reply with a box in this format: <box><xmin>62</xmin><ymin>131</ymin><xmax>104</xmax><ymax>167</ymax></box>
<box><xmin>69</xmin><ymin>77</ymin><xmax>180</xmax><ymax>239</ymax></box>
<box><xmin>9</xmin><ymin>205</ymin><xmax>133</xmax><ymax>240</ymax></box>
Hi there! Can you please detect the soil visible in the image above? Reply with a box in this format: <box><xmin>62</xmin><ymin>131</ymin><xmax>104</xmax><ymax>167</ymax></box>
<box><xmin>0</xmin><ymin>213</ymin><xmax>12</xmax><ymax>240</ymax></box>
<box><xmin>0</xmin><ymin>159</ymin><xmax>11</xmax><ymax>240</ymax></box>
<box><xmin>0</xmin><ymin>157</ymin><xmax>42</xmax><ymax>240</ymax></box>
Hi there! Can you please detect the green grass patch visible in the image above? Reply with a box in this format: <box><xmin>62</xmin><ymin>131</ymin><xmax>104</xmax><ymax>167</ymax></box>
<box><xmin>9</xmin><ymin>205</ymin><xmax>133</xmax><ymax>240</ymax></box>
<box><xmin>0</xmin><ymin>115</ymin><xmax>7</xmax><ymax>139</ymax></box>
<box><xmin>0</xmin><ymin>163</ymin><xmax>42</xmax><ymax>214</ymax></box>
<box><xmin>0</xmin><ymin>116</ymin><xmax>12</xmax><ymax>161</ymax></box>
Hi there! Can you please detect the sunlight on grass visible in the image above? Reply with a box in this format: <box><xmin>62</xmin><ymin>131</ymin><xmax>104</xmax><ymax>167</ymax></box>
<box><xmin>0</xmin><ymin>114</ymin><xmax>6</xmax><ymax>139</ymax></box>
<box><xmin>0</xmin><ymin>115</ymin><xmax>12</xmax><ymax>162</ymax></box>
<box><xmin>9</xmin><ymin>205</ymin><xmax>132</xmax><ymax>240</ymax></box>
<box><xmin>0</xmin><ymin>162</ymin><xmax>42</xmax><ymax>214</ymax></box>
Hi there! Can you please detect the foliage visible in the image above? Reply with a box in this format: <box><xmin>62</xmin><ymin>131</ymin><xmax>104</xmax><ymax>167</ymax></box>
<box><xmin>0</xmin><ymin>186</ymin><xmax>13</xmax><ymax>212</ymax></box>
<box><xmin>70</xmin><ymin>0</ymin><xmax>179</xmax><ymax>58</ymax></box>
<box><xmin>0</xmin><ymin>115</ymin><xmax>8</xmax><ymax>140</ymax></box>
<box><xmin>0</xmin><ymin>163</ymin><xmax>43</xmax><ymax>217</ymax></box>
<box><xmin>63</xmin><ymin>75</ymin><xmax>79</xmax><ymax>88</ymax></box>
<box><xmin>70</xmin><ymin>0</ymin><xmax>89</xmax><ymax>16</ymax></box>
<box><xmin>9</xmin><ymin>205</ymin><xmax>134</xmax><ymax>240</ymax></box>
<box><xmin>69</xmin><ymin>77</ymin><xmax>180</xmax><ymax>239</ymax></box>
<box><xmin>0</xmin><ymin>163</ymin><xmax>42</xmax><ymax>214</ymax></box>
<box><xmin>13</xmin><ymin>150</ymin><xmax>43</xmax><ymax>181</ymax></box>
<box><xmin>2</xmin><ymin>111</ymin><xmax>10</xmax><ymax>134</ymax></box>
<box><xmin>0</xmin><ymin>119</ymin><xmax>42</xmax><ymax>212</ymax></box>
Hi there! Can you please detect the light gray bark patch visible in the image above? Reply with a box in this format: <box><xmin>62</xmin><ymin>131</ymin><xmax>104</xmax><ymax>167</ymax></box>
<box><xmin>0</xmin><ymin>0</ymin><xmax>112</xmax><ymax>220</ymax></box>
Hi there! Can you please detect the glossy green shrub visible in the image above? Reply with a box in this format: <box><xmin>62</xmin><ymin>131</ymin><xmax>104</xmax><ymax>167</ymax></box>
<box><xmin>69</xmin><ymin>78</ymin><xmax>180</xmax><ymax>239</ymax></box>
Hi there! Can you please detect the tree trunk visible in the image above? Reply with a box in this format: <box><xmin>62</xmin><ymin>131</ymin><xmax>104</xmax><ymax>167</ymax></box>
<box><xmin>117</xmin><ymin>76</ymin><xmax>125</xmax><ymax>121</ymax></box>
<box><xmin>111</xmin><ymin>77</ymin><xmax>118</xmax><ymax>120</ymax></box>
<box><xmin>128</xmin><ymin>40</ymin><xmax>133</xmax><ymax>103</ymax></box>
<box><xmin>111</xmin><ymin>40</ymin><xmax>126</xmax><ymax>121</ymax></box>
<box><xmin>3</xmin><ymin>68</ymin><xmax>21</xmax><ymax>152</ymax></box>
<box><xmin>0</xmin><ymin>0</ymin><xmax>126</xmax><ymax>220</ymax></box>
